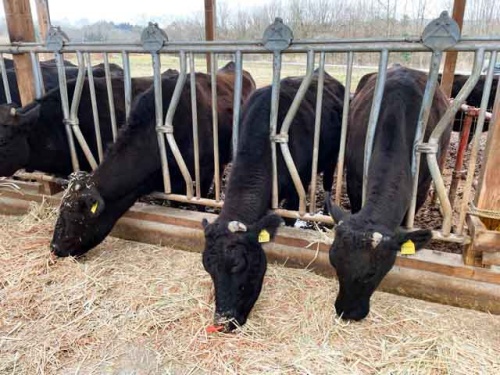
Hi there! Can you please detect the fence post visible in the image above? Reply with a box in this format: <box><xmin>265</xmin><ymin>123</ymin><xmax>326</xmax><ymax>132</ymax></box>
<box><xmin>464</xmin><ymin>79</ymin><xmax>500</xmax><ymax>266</ymax></box>
<box><xmin>2</xmin><ymin>0</ymin><xmax>37</xmax><ymax>106</ymax></box>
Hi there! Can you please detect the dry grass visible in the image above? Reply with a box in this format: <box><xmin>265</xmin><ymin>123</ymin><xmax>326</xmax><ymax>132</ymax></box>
<box><xmin>1</xmin><ymin>202</ymin><xmax>499</xmax><ymax>374</ymax></box>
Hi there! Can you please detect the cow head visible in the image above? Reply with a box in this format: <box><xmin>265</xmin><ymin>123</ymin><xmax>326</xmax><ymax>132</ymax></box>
<box><xmin>0</xmin><ymin>103</ymin><xmax>40</xmax><ymax>176</ymax></box>
<box><xmin>51</xmin><ymin>171</ymin><xmax>108</xmax><ymax>257</ymax></box>
<box><xmin>325</xmin><ymin>195</ymin><xmax>432</xmax><ymax>321</ymax></box>
<box><xmin>201</xmin><ymin>214</ymin><xmax>283</xmax><ymax>332</ymax></box>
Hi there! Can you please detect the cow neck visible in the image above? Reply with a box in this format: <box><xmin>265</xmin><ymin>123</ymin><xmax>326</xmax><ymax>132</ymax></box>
<box><xmin>219</xmin><ymin>97</ymin><xmax>273</xmax><ymax>225</ymax></box>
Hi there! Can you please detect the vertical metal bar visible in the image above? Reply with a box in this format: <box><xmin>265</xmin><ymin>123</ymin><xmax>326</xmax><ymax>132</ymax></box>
<box><xmin>152</xmin><ymin>52</ymin><xmax>172</xmax><ymax>193</ymax></box>
<box><xmin>85</xmin><ymin>53</ymin><xmax>103</xmax><ymax>163</ymax></box>
<box><xmin>165</xmin><ymin>51</ymin><xmax>194</xmax><ymax>199</ymax></box>
<box><xmin>121</xmin><ymin>51</ymin><xmax>132</xmax><ymax>121</ymax></box>
<box><xmin>210</xmin><ymin>53</ymin><xmax>221</xmax><ymax>202</ymax></box>
<box><xmin>0</xmin><ymin>54</ymin><xmax>12</xmax><ymax>103</ymax></box>
<box><xmin>69</xmin><ymin>52</ymin><xmax>98</xmax><ymax>170</ymax></box>
<box><xmin>362</xmin><ymin>49</ymin><xmax>389</xmax><ymax>205</ymax></box>
<box><xmin>335</xmin><ymin>52</ymin><xmax>354</xmax><ymax>205</ymax></box>
<box><xmin>309</xmin><ymin>52</ymin><xmax>325</xmax><ymax>214</ymax></box>
<box><xmin>270</xmin><ymin>52</ymin><xmax>282</xmax><ymax>209</ymax></box>
<box><xmin>232</xmin><ymin>51</ymin><xmax>243</xmax><ymax>159</ymax></box>
<box><xmin>457</xmin><ymin>51</ymin><xmax>498</xmax><ymax>235</ymax></box>
<box><xmin>405</xmin><ymin>50</ymin><xmax>444</xmax><ymax>229</ymax></box>
<box><xmin>278</xmin><ymin>50</ymin><xmax>315</xmax><ymax>215</ymax></box>
<box><xmin>30</xmin><ymin>52</ymin><xmax>43</xmax><ymax>98</ymax></box>
<box><xmin>55</xmin><ymin>52</ymin><xmax>80</xmax><ymax>172</ymax></box>
<box><xmin>426</xmin><ymin>48</ymin><xmax>485</xmax><ymax>236</ymax></box>
<box><xmin>103</xmin><ymin>53</ymin><xmax>118</xmax><ymax>141</ymax></box>
<box><xmin>189</xmin><ymin>52</ymin><xmax>201</xmax><ymax>199</ymax></box>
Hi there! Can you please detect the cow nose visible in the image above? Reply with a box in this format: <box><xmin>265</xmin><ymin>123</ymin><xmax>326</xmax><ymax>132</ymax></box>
<box><xmin>50</xmin><ymin>242</ymin><xmax>65</xmax><ymax>257</ymax></box>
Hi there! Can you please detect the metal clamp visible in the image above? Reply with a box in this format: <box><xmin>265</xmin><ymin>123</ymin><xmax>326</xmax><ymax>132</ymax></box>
<box><xmin>421</xmin><ymin>11</ymin><xmax>460</xmax><ymax>51</ymax></box>
<box><xmin>416</xmin><ymin>142</ymin><xmax>438</xmax><ymax>154</ymax></box>
<box><xmin>141</xmin><ymin>22</ymin><xmax>168</xmax><ymax>52</ymax></box>
<box><xmin>262</xmin><ymin>18</ymin><xmax>293</xmax><ymax>52</ymax></box>
<box><xmin>271</xmin><ymin>134</ymin><xmax>289</xmax><ymax>143</ymax></box>
<box><xmin>63</xmin><ymin>118</ymin><xmax>79</xmax><ymax>127</ymax></box>
<box><xmin>46</xmin><ymin>26</ymin><xmax>70</xmax><ymax>52</ymax></box>
<box><xmin>156</xmin><ymin>125</ymin><xmax>174</xmax><ymax>134</ymax></box>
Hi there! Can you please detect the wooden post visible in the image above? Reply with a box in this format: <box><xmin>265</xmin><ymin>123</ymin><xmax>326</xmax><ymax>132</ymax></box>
<box><xmin>2</xmin><ymin>0</ymin><xmax>37</xmax><ymax>105</ymax></box>
<box><xmin>34</xmin><ymin>0</ymin><xmax>51</xmax><ymax>41</ymax></box>
<box><xmin>204</xmin><ymin>0</ymin><xmax>216</xmax><ymax>72</ymax></box>
<box><xmin>440</xmin><ymin>0</ymin><xmax>466</xmax><ymax>97</ymax></box>
<box><xmin>464</xmin><ymin>80</ymin><xmax>500</xmax><ymax>265</ymax></box>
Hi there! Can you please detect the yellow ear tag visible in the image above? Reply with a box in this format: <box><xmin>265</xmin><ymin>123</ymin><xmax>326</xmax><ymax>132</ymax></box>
<box><xmin>400</xmin><ymin>240</ymin><xmax>415</xmax><ymax>255</ymax></box>
<box><xmin>258</xmin><ymin>229</ymin><xmax>270</xmax><ymax>243</ymax></box>
<box><xmin>90</xmin><ymin>202</ymin><xmax>99</xmax><ymax>214</ymax></box>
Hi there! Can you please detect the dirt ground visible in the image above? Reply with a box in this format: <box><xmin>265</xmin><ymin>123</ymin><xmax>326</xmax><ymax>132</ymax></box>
<box><xmin>0</xmin><ymin>205</ymin><xmax>499</xmax><ymax>375</ymax></box>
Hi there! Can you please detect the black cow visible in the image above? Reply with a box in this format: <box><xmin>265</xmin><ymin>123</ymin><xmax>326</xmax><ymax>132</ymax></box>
<box><xmin>201</xmin><ymin>71</ymin><xmax>345</xmax><ymax>332</ymax></box>
<box><xmin>0</xmin><ymin>60</ymin><xmax>124</xmax><ymax>105</ymax></box>
<box><xmin>326</xmin><ymin>66</ymin><xmax>451</xmax><ymax>321</ymax></box>
<box><xmin>0</xmin><ymin>76</ymin><xmax>152</xmax><ymax>177</ymax></box>
<box><xmin>50</xmin><ymin>64</ymin><xmax>255</xmax><ymax>257</ymax></box>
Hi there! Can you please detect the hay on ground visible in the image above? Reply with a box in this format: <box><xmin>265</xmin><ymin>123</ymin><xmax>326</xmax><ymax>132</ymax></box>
<box><xmin>0</xmin><ymin>202</ymin><xmax>499</xmax><ymax>374</ymax></box>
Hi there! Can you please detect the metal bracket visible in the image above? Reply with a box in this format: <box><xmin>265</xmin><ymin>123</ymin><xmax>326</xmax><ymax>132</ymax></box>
<box><xmin>46</xmin><ymin>26</ymin><xmax>70</xmax><ymax>52</ymax></box>
<box><xmin>156</xmin><ymin>125</ymin><xmax>174</xmax><ymax>134</ymax></box>
<box><xmin>262</xmin><ymin>18</ymin><xmax>293</xmax><ymax>52</ymax></box>
<box><xmin>421</xmin><ymin>11</ymin><xmax>460</xmax><ymax>51</ymax></box>
<box><xmin>271</xmin><ymin>134</ymin><xmax>289</xmax><ymax>143</ymax></box>
<box><xmin>416</xmin><ymin>142</ymin><xmax>439</xmax><ymax>154</ymax></box>
<box><xmin>141</xmin><ymin>22</ymin><xmax>169</xmax><ymax>52</ymax></box>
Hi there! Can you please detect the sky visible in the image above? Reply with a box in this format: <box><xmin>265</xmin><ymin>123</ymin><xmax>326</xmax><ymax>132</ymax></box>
<box><xmin>1</xmin><ymin>0</ymin><xmax>271</xmax><ymax>25</ymax></box>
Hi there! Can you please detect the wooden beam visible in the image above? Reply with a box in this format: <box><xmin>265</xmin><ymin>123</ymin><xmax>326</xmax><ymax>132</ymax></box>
<box><xmin>440</xmin><ymin>0</ymin><xmax>466</xmax><ymax>98</ymax></box>
<box><xmin>34</xmin><ymin>0</ymin><xmax>51</xmax><ymax>42</ymax></box>
<box><xmin>2</xmin><ymin>0</ymin><xmax>37</xmax><ymax>105</ymax></box>
<box><xmin>204</xmin><ymin>0</ymin><xmax>216</xmax><ymax>72</ymax></box>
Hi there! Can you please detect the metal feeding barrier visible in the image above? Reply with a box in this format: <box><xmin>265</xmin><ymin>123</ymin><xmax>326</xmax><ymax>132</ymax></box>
<box><xmin>0</xmin><ymin>11</ymin><xmax>499</xmax><ymax>248</ymax></box>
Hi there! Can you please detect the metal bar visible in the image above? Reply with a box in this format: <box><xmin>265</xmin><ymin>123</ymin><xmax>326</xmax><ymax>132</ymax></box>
<box><xmin>6</xmin><ymin>40</ymin><xmax>500</xmax><ymax>55</ymax></box>
<box><xmin>189</xmin><ymin>52</ymin><xmax>201</xmax><ymax>199</ymax></box>
<box><xmin>55</xmin><ymin>52</ymin><xmax>80</xmax><ymax>172</ymax></box>
<box><xmin>122</xmin><ymin>51</ymin><xmax>132</xmax><ymax>121</ymax></box>
<box><xmin>69</xmin><ymin>52</ymin><xmax>98</xmax><ymax>170</ymax></box>
<box><xmin>335</xmin><ymin>52</ymin><xmax>354</xmax><ymax>205</ymax></box>
<box><xmin>309</xmin><ymin>52</ymin><xmax>325</xmax><ymax>214</ymax></box>
<box><xmin>362</xmin><ymin>49</ymin><xmax>389</xmax><ymax>205</ymax></box>
<box><xmin>269</xmin><ymin>52</ymin><xmax>282</xmax><ymax>209</ymax></box>
<box><xmin>210</xmin><ymin>53</ymin><xmax>220</xmax><ymax>202</ymax></box>
<box><xmin>0</xmin><ymin>53</ymin><xmax>12</xmax><ymax>103</ymax></box>
<box><xmin>426</xmin><ymin>49</ymin><xmax>486</xmax><ymax>236</ymax></box>
<box><xmin>30</xmin><ymin>52</ymin><xmax>43</xmax><ymax>98</ymax></box>
<box><xmin>448</xmin><ymin>114</ymin><xmax>473</xmax><ymax>208</ymax></box>
<box><xmin>103</xmin><ymin>53</ymin><xmax>118</xmax><ymax>141</ymax></box>
<box><xmin>231</xmin><ymin>51</ymin><xmax>243</xmax><ymax>159</ymax></box>
<box><xmin>152</xmin><ymin>52</ymin><xmax>172</xmax><ymax>194</ymax></box>
<box><xmin>84</xmin><ymin>53</ymin><xmax>104</xmax><ymax>163</ymax></box>
<box><xmin>164</xmin><ymin>51</ymin><xmax>194</xmax><ymax>199</ymax></box>
<box><xmin>405</xmin><ymin>50</ymin><xmax>444</xmax><ymax>229</ymax></box>
<box><xmin>457</xmin><ymin>51</ymin><xmax>498</xmax><ymax>235</ymax></box>
<box><xmin>278</xmin><ymin>50</ymin><xmax>315</xmax><ymax>215</ymax></box>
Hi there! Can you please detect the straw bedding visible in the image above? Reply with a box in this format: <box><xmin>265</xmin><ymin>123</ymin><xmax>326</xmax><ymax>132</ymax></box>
<box><xmin>0</xmin><ymin>201</ymin><xmax>499</xmax><ymax>374</ymax></box>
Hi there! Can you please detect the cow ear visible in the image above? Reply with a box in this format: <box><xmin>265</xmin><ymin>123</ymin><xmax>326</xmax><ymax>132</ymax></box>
<box><xmin>201</xmin><ymin>218</ymin><xmax>209</xmax><ymax>229</ymax></box>
<box><xmin>81</xmin><ymin>191</ymin><xmax>105</xmax><ymax>217</ymax></box>
<box><xmin>393</xmin><ymin>229</ymin><xmax>432</xmax><ymax>251</ymax></box>
<box><xmin>325</xmin><ymin>192</ymin><xmax>349</xmax><ymax>224</ymax></box>
<box><xmin>17</xmin><ymin>103</ymin><xmax>41</xmax><ymax>126</ymax></box>
<box><xmin>252</xmin><ymin>213</ymin><xmax>283</xmax><ymax>241</ymax></box>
